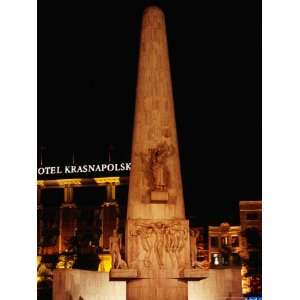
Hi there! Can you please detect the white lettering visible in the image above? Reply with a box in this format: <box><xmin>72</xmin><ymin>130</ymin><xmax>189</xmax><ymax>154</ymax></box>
<box><xmin>38</xmin><ymin>168</ymin><xmax>45</xmax><ymax>175</ymax></box>
<box><xmin>65</xmin><ymin>166</ymin><xmax>71</xmax><ymax>173</ymax></box>
<box><xmin>88</xmin><ymin>165</ymin><xmax>95</xmax><ymax>172</ymax></box>
<box><xmin>107</xmin><ymin>164</ymin><xmax>114</xmax><ymax>171</ymax></box>
<box><xmin>38</xmin><ymin>162</ymin><xmax>131</xmax><ymax>175</ymax></box>
<box><xmin>45</xmin><ymin>167</ymin><xmax>51</xmax><ymax>174</ymax></box>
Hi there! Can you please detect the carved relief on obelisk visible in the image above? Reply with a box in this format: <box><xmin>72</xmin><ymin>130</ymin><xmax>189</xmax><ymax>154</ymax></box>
<box><xmin>127</xmin><ymin>219</ymin><xmax>190</xmax><ymax>277</ymax></box>
<box><xmin>138</xmin><ymin>142</ymin><xmax>175</xmax><ymax>202</ymax></box>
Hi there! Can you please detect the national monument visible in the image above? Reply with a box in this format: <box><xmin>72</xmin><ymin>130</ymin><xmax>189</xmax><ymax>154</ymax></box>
<box><xmin>110</xmin><ymin>6</ymin><xmax>207</xmax><ymax>300</ymax></box>
<box><xmin>52</xmin><ymin>6</ymin><xmax>242</xmax><ymax>300</ymax></box>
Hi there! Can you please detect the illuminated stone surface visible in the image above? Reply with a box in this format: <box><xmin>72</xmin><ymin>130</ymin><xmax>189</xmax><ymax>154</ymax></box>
<box><xmin>110</xmin><ymin>269</ymin><xmax>138</xmax><ymax>279</ymax></box>
<box><xmin>124</xmin><ymin>6</ymin><xmax>194</xmax><ymax>300</ymax></box>
<box><xmin>127</xmin><ymin>5</ymin><xmax>185</xmax><ymax>220</ymax></box>
<box><xmin>188</xmin><ymin>268</ymin><xmax>243</xmax><ymax>300</ymax></box>
<box><xmin>53</xmin><ymin>269</ymin><xmax>126</xmax><ymax>300</ymax></box>
<box><xmin>180</xmin><ymin>268</ymin><xmax>209</xmax><ymax>279</ymax></box>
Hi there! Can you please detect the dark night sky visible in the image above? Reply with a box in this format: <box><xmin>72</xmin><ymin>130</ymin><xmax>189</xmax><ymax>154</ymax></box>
<box><xmin>38</xmin><ymin>0</ymin><xmax>261</xmax><ymax>226</ymax></box>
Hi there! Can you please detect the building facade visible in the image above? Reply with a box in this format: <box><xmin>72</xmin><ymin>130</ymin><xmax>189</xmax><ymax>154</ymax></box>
<box><xmin>208</xmin><ymin>222</ymin><xmax>242</xmax><ymax>267</ymax></box>
<box><xmin>37</xmin><ymin>176</ymin><xmax>128</xmax><ymax>274</ymax></box>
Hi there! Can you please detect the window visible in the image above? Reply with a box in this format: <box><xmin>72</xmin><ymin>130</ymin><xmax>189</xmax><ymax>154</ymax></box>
<box><xmin>231</xmin><ymin>235</ymin><xmax>239</xmax><ymax>247</ymax></box>
<box><xmin>210</xmin><ymin>236</ymin><xmax>219</xmax><ymax>248</ymax></box>
<box><xmin>221</xmin><ymin>236</ymin><xmax>228</xmax><ymax>246</ymax></box>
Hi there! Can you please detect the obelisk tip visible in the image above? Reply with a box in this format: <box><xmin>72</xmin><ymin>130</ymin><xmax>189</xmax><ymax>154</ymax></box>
<box><xmin>143</xmin><ymin>5</ymin><xmax>164</xmax><ymax>17</ymax></box>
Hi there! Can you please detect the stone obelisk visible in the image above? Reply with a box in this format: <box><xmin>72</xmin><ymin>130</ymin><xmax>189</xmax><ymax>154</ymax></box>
<box><xmin>110</xmin><ymin>5</ymin><xmax>207</xmax><ymax>299</ymax></box>
<box><xmin>125</xmin><ymin>6</ymin><xmax>191</xmax><ymax>300</ymax></box>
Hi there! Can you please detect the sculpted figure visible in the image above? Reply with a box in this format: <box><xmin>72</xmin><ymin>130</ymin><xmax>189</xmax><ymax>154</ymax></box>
<box><xmin>152</xmin><ymin>222</ymin><xmax>166</xmax><ymax>268</ymax></box>
<box><xmin>135</xmin><ymin>223</ymin><xmax>154</xmax><ymax>267</ymax></box>
<box><xmin>150</xmin><ymin>143</ymin><xmax>172</xmax><ymax>191</ymax></box>
<box><xmin>164</xmin><ymin>222</ymin><xmax>188</xmax><ymax>268</ymax></box>
<box><xmin>190</xmin><ymin>229</ymin><xmax>200</xmax><ymax>267</ymax></box>
<box><xmin>172</xmin><ymin>223</ymin><xmax>188</xmax><ymax>268</ymax></box>
<box><xmin>134</xmin><ymin>222</ymin><xmax>166</xmax><ymax>268</ymax></box>
<box><xmin>109</xmin><ymin>229</ymin><xmax>127</xmax><ymax>269</ymax></box>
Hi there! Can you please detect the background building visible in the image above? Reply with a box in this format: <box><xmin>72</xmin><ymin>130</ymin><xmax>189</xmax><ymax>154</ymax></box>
<box><xmin>208</xmin><ymin>222</ymin><xmax>242</xmax><ymax>267</ymax></box>
<box><xmin>37</xmin><ymin>175</ymin><xmax>129</xmax><ymax>299</ymax></box>
<box><xmin>239</xmin><ymin>200</ymin><xmax>262</xmax><ymax>297</ymax></box>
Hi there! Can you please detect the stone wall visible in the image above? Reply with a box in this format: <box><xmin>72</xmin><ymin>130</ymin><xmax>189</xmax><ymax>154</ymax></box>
<box><xmin>188</xmin><ymin>268</ymin><xmax>243</xmax><ymax>300</ymax></box>
<box><xmin>53</xmin><ymin>269</ymin><xmax>126</xmax><ymax>300</ymax></box>
<box><xmin>53</xmin><ymin>268</ymin><xmax>242</xmax><ymax>300</ymax></box>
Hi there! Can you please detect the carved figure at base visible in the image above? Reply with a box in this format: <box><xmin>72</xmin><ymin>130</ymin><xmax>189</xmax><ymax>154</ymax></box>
<box><xmin>190</xmin><ymin>228</ymin><xmax>200</xmax><ymax>267</ymax></box>
<box><xmin>192</xmin><ymin>260</ymin><xmax>209</xmax><ymax>270</ymax></box>
<box><xmin>172</xmin><ymin>222</ymin><xmax>188</xmax><ymax>268</ymax></box>
<box><xmin>109</xmin><ymin>229</ymin><xmax>127</xmax><ymax>269</ymax></box>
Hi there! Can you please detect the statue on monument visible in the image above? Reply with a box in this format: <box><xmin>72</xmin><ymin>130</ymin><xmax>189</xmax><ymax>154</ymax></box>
<box><xmin>190</xmin><ymin>228</ymin><xmax>200</xmax><ymax>267</ymax></box>
<box><xmin>149</xmin><ymin>142</ymin><xmax>173</xmax><ymax>191</ymax></box>
<box><xmin>190</xmin><ymin>228</ymin><xmax>209</xmax><ymax>269</ymax></box>
<box><xmin>109</xmin><ymin>229</ymin><xmax>127</xmax><ymax>269</ymax></box>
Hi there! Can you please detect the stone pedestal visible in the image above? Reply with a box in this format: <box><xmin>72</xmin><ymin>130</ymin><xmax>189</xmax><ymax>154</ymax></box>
<box><xmin>150</xmin><ymin>191</ymin><xmax>168</xmax><ymax>202</ymax></box>
<box><xmin>127</xmin><ymin>278</ymin><xmax>188</xmax><ymax>300</ymax></box>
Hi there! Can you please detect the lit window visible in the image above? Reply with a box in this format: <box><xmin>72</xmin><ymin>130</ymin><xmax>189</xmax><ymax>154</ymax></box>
<box><xmin>211</xmin><ymin>253</ymin><xmax>221</xmax><ymax>265</ymax></box>
<box><xmin>221</xmin><ymin>236</ymin><xmax>228</xmax><ymax>246</ymax></box>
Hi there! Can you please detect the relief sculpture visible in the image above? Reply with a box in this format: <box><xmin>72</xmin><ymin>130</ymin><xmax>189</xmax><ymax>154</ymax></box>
<box><xmin>149</xmin><ymin>143</ymin><xmax>173</xmax><ymax>191</ymax></box>
<box><xmin>138</xmin><ymin>142</ymin><xmax>174</xmax><ymax>192</ymax></box>
<box><xmin>166</xmin><ymin>222</ymin><xmax>187</xmax><ymax>268</ymax></box>
<box><xmin>130</xmin><ymin>221</ymin><xmax>188</xmax><ymax>269</ymax></box>
<box><xmin>132</xmin><ymin>223</ymin><xmax>154</xmax><ymax>267</ymax></box>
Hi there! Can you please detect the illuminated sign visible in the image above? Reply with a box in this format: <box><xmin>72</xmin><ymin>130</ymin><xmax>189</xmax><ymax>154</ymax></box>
<box><xmin>37</xmin><ymin>163</ymin><xmax>131</xmax><ymax>175</ymax></box>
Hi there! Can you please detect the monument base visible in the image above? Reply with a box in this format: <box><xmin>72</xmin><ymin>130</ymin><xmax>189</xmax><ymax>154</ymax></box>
<box><xmin>53</xmin><ymin>269</ymin><xmax>126</xmax><ymax>300</ymax></box>
<box><xmin>188</xmin><ymin>267</ymin><xmax>243</xmax><ymax>300</ymax></box>
<box><xmin>127</xmin><ymin>278</ymin><xmax>188</xmax><ymax>300</ymax></box>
